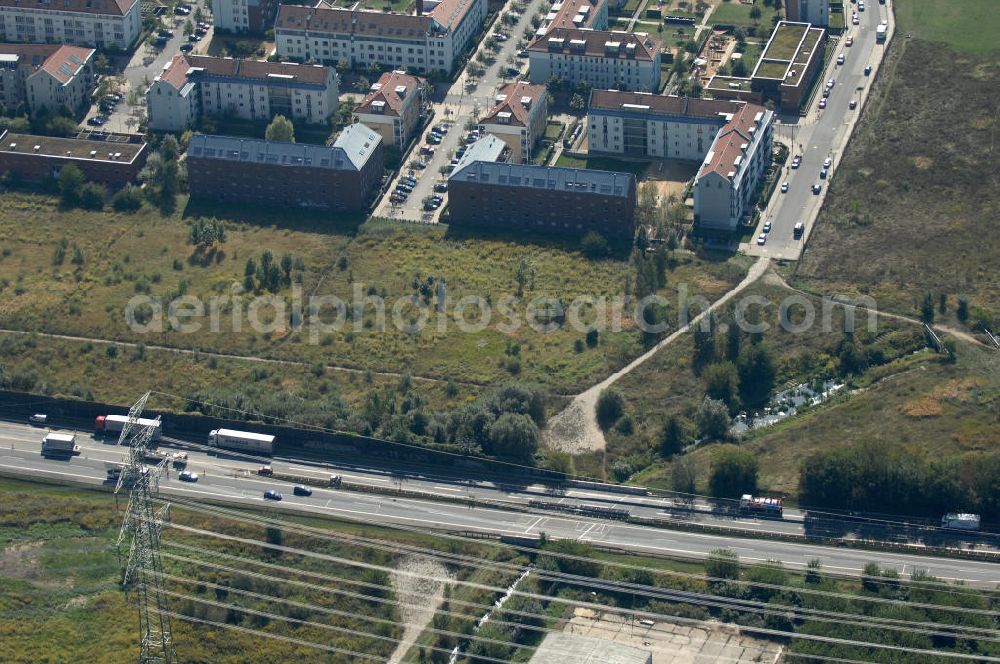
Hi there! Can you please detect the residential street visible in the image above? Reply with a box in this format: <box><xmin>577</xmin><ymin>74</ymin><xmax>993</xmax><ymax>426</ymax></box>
<box><xmin>373</xmin><ymin>0</ymin><xmax>550</xmax><ymax>222</ymax></box>
<box><xmin>745</xmin><ymin>0</ymin><xmax>894</xmax><ymax>259</ymax></box>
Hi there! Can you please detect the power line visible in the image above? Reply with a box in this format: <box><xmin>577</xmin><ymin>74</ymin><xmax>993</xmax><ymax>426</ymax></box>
<box><xmin>157</xmin><ymin>516</ymin><xmax>1000</xmax><ymax>660</ymax></box>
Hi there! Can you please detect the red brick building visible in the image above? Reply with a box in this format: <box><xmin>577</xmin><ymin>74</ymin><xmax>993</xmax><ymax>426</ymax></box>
<box><xmin>0</xmin><ymin>130</ymin><xmax>147</xmax><ymax>188</ymax></box>
<box><xmin>185</xmin><ymin>123</ymin><xmax>384</xmax><ymax>212</ymax></box>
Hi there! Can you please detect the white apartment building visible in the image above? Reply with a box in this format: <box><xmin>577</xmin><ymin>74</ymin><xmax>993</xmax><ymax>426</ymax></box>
<box><xmin>0</xmin><ymin>0</ymin><xmax>141</xmax><ymax>50</ymax></box>
<box><xmin>1</xmin><ymin>43</ymin><xmax>94</xmax><ymax>115</ymax></box>
<box><xmin>693</xmin><ymin>103</ymin><xmax>774</xmax><ymax>232</ymax></box>
<box><xmin>353</xmin><ymin>69</ymin><xmax>425</xmax><ymax>150</ymax></box>
<box><xmin>534</xmin><ymin>0</ymin><xmax>608</xmax><ymax>39</ymax></box>
<box><xmin>147</xmin><ymin>55</ymin><xmax>339</xmax><ymax>132</ymax></box>
<box><xmin>528</xmin><ymin>28</ymin><xmax>661</xmax><ymax>92</ymax></box>
<box><xmin>274</xmin><ymin>0</ymin><xmax>487</xmax><ymax>75</ymax></box>
<box><xmin>478</xmin><ymin>81</ymin><xmax>547</xmax><ymax>163</ymax></box>
<box><xmin>786</xmin><ymin>0</ymin><xmax>829</xmax><ymax>27</ymax></box>
<box><xmin>588</xmin><ymin>90</ymin><xmax>746</xmax><ymax>160</ymax></box>
<box><xmin>212</xmin><ymin>0</ymin><xmax>276</xmax><ymax>34</ymax></box>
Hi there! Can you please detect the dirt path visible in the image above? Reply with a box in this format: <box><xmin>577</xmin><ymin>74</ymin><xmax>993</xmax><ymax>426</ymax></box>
<box><xmin>388</xmin><ymin>555</ymin><xmax>453</xmax><ymax>664</ymax></box>
<box><xmin>543</xmin><ymin>256</ymin><xmax>770</xmax><ymax>455</ymax></box>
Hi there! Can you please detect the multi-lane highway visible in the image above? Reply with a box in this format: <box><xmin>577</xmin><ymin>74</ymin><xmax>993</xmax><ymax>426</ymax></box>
<box><xmin>2</xmin><ymin>420</ymin><xmax>998</xmax><ymax>585</ymax></box>
<box><xmin>748</xmin><ymin>0</ymin><xmax>892</xmax><ymax>259</ymax></box>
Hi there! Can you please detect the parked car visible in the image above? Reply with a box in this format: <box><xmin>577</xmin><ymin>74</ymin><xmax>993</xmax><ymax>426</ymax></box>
<box><xmin>781</xmin><ymin>181</ymin><xmax>789</xmax><ymax>193</ymax></box>
<box><xmin>293</xmin><ymin>485</ymin><xmax>313</xmax><ymax>497</ymax></box>
<box><xmin>763</xmin><ymin>221</ymin><xmax>772</xmax><ymax>233</ymax></box>
<box><xmin>820</xmin><ymin>168</ymin><xmax>828</xmax><ymax>179</ymax></box>
<box><xmin>812</xmin><ymin>183</ymin><xmax>822</xmax><ymax>194</ymax></box>
<box><xmin>849</xmin><ymin>99</ymin><xmax>858</xmax><ymax>110</ymax></box>
<box><xmin>846</xmin><ymin>36</ymin><xmax>854</xmax><ymax>47</ymax></box>
<box><xmin>434</xmin><ymin>182</ymin><xmax>448</xmax><ymax>193</ymax></box>
<box><xmin>263</xmin><ymin>489</ymin><xmax>283</xmax><ymax>501</ymax></box>
<box><xmin>837</xmin><ymin>53</ymin><xmax>845</xmax><ymax>65</ymax></box>
<box><xmin>506</xmin><ymin>67</ymin><xmax>520</xmax><ymax>77</ymax></box>
<box><xmin>188</xmin><ymin>34</ymin><xmax>200</xmax><ymax>42</ymax></box>
<box><xmin>756</xmin><ymin>233</ymin><xmax>767</xmax><ymax>246</ymax></box>
<box><xmin>852</xmin><ymin>14</ymin><xmax>859</xmax><ymax>25</ymax></box>
<box><xmin>818</xmin><ymin>98</ymin><xmax>827</xmax><ymax>109</ymax></box>
<box><xmin>426</xmin><ymin>134</ymin><xmax>441</xmax><ymax>145</ymax></box>
<box><xmin>823</xmin><ymin>157</ymin><xmax>832</xmax><ymax>168</ymax></box>
<box><xmin>791</xmin><ymin>156</ymin><xmax>801</xmax><ymax>168</ymax></box>
<box><xmin>864</xmin><ymin>64</ymin><xmax>873</xmax><ymax>76</ymax></box>
<box><xmin>434</xmin><ymin>123</ymin><xmax>450</xmax><ymax>133</ymax></box>
<box><xmin>413</xmin><ymin>160</ymin><xmax>427</xmax><ymax>169</ymax></box>
<box><xmin>179</xmin><ymin>43</ymin><xmax>194</xmax><ymax>52</ymax></box>
<box><xmin>826</xmin><ymin>78</ymin><xmax>835</xmax><ymax>88</ymax></box>
<box><xmin>86</xmin><ymin>116</ymin><xmax>106</xmax><ymax>126</ymax></box>
<box><xmin>178</xmin><ymin>470</ymin><xmax>199</xmax><ymax>482</ymax></box>
<box><xmin>496</xmin><ymin>32</ymin><xmax>509</xmax><ymax>42</ymax></box>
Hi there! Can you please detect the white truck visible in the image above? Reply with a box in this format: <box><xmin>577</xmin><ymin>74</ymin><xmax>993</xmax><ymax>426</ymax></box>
<box><xmin>41</xmin><ymin>432</ymin><xmax>79</xmax><ymax>455</ymax></box>
<box><xmin>95</xmin><ymin>414</ymin><xmax>163</xmax><ymax>442</ymax></box>
<box><xmin>941</xmin><ymin>513</ymin><xmax>980</xmax><ymax>531</ymax></box>
<box><xmin>207</xmin><ymin>428</ymin><xmax>275</xmax><ymax>455</ymax></box>
<box><xmin>876</xmin><ymin>23</ymin><xmax>887</xmax><ymax>43</ymax></box>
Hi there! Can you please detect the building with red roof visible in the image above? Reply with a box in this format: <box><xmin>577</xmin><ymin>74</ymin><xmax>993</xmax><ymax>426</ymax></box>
<box><xmin>353</xmin><ymin>70</ymin><xmax>426</xmax><ymax>150</ymax></box>
<box><xmin>0</xmin><ymin>0</ymin><xmax>141</xmax><ymax>49</ymax></box>
<box><xmin>0</xmin><ymin>43</ymin><xmax>94</xmax><ymax>116</ymax></box>
<box><xmin>478</xmin><ymin>81</ymin><xmax>547</xmax><ymax>163</ymax></box>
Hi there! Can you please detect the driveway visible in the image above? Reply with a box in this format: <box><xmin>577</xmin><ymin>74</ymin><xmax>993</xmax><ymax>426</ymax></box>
<box><xmin>84</xmin><ymin>2</ymin><xmax>213</xmax><ymax>134</ymax></box>
<box><xmin>373</xmin><ymin>0</ymin><xmax>551</xmax><ymax>222</ymax></box>
<box><xmin>746</xmin><ymin>0</ymin><xmax>893</xmax><ymax>260</ymax></box>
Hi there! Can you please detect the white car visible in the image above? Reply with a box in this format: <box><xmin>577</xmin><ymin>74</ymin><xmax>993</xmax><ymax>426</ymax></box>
<box><xmin>756</xmin><ymin>233</ymin><xmax>767</xmax><ymax>246</ymax></box>
<box><xmin>846</xmin><ymin>36</ymin><xmax>854</xmax><ymax>47</ymax></box>
<box><xmin>791</xmin><ymin>156</ymin><xmax>801</xmax><ymax>168</ymax></box>
<box><xmin>178</xmin><ymin>470</ymin><xmax>199</xmax><ymax>482</ymax></box>
<box><xmin>849</xmin><ymin>99</ymin><xmax>858</xmax><ymax>110</ymax></box>
<box><xmin>837</xmin><ymin>53</ymin><xmax>845</xmax><ymax>65</ymax></box>
<box><xmin>827</xmin><ymin>78</ymin><xmax>835</xmax><ymax>88</ymax></box>
<box><xmin>781</xmin><ymin>181</ymin><xmax>789</xmax><ymax>193</ymax></box>
<box><xmin>29</xmin><ymin>414</ymin><xmax>48</xmax><ymax>424</ymax></box>
<box><xmin>852</xmin><ymin>14</ymin><xmax>859</xmax><ymax>25</ymax></box>
<box><xmin>823</xmin><ymin>157</ymin><xmax>833</xmax><ymax>169</ymax></box>
<box><xmin>763</xmin><ymin>221</ymin><xmax>772</xmax><ymax>233</ymax></box>
<box><xmin>819</xmin><ymin>98</ymin><xmax>827</xmax><ymax>109</ymax></box>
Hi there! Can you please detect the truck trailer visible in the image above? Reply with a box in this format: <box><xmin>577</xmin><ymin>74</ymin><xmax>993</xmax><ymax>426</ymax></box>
<box><xmin>95</xmin><ymin>415</ymin><xmax>163</xmax><ymax>442</ymax></box>
<box><xmin>739</xmin><ymin>494</ymin><xmax>784</xmax><ymax>518</ymax></box>
<box><xmin>41</xmin><ymin>432</ymin><xmax>79</xmax><ymax>455</ymax></box>
<box><xmin>208</xmin><ymin>429</ymin><xmax>275</xmax><ymax>455</ymax></box>
<box><xmin>941</xmin><ymin>513</ymin><xmax>980</xmax><ymax>531</ymax></box>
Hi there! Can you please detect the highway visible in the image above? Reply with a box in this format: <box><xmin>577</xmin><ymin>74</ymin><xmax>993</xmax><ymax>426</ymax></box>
<box><xmin>747</xmin><ymin>0</ymin><xmax>892</xmax><ymax>259</ymax></box>
<box><xmin>2</xmin><ymin>421</ymin><xmax>999</xmax><ymax>585</ymax></box>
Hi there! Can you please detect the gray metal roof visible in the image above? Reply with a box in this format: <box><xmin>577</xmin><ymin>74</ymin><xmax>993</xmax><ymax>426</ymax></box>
<box><xmin>450</xmin><ymin>159</ymin><xmax>634</xmax><ymax>199</ymax></box>
<box><xmin>529</xmin><ymin>633</ymin><xmax>651</xmax><ymax>664</ymax></box>
<box><xmin>187</xmin><ymin>124</ymin><xmax>381</xmax><ymax>172</ymax></box>
<box><xmin>452</xmin><ymin>133</ymin><xmax>506</xmax><ymax>175</ymax></box>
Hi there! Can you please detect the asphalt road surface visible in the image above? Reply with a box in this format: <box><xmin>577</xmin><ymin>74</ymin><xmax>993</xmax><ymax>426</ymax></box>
<box><xmin>2</xmin><ymin>421</ymin><xmax>998</xmax><ymax>585</ymax></box>
<box><xmin>747</xmin><ymin>0</ymin><xmax>891</xmax><ymax>259</ymax></box>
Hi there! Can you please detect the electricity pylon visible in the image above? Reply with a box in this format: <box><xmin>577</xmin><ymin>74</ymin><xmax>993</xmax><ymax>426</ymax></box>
<box><xmin>115</xmin><ymin>392</ymin><xmax>175</xmax><ymax>664</ymax></box>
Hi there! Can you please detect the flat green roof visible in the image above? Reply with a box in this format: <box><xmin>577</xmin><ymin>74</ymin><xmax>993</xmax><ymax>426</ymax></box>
<box><xmin>706</xmin><ymin>75</ymin><xmax>752</xmax><ymax>91</ymax></box>
<box><xmin>761</xmin><ymin>22</ymin><xmax>807</xmax><ymax>62</ymax></box>
<box><xmin>756</xmin><ymin>60</ymin><xmax>789</xmax><ymax>79</ymax></box>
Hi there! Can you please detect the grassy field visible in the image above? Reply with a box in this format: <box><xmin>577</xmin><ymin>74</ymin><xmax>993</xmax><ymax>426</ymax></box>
<box><xmin>0</xmin><ymin>190</ymin><xmax>749</xmax><ymax>408</ymax></box>
<box><xmin>895</xmin><ymin>0</ymin><xmax>999</xmax><ymax>54</ymax></box>
<box><xmin>710</xmin><ymin>1</ymin><xmax>782</xmax><ymax>30</ymax></box>
<box><xmin>794</xmin><ymin>9</ymin><xmax>1000</xmax><ymax>321</ymax></box>
<box><xmin>554</xmin><ymin>153</ymin><xmax>651</xmax><ymax>176</ymax></box>
<box><xmin>598</xmin><ymin>279</ymin><xmax>933</xmax><ymax>488</ymax></box>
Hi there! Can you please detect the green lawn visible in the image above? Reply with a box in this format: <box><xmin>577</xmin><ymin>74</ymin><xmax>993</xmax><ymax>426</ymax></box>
<box><xmin>710</xmin><ymin>2</ymin><xmax>782</xmax><ymax>30</ymax></box>
<box><xmin>895</xmin><ymin>0</ymin><xmax>1000</xmax><ymax>54</ymax></box>
<box><xmin>555</xmin><ymin>153</ymin><xmax>651</xmax><ymax>176</ymax></box>
<box><xmin>761</xmin><ymin>22</ymin><xmax>806</xmax><ymax>61</ymax></box>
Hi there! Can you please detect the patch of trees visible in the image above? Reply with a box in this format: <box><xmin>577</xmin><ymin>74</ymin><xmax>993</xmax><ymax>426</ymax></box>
<box><xmin>243</xmin><ymin>250</ymin><xmax>305</xmax><ymax>292</ymax></box>
<box><xmin>800</xmin><ymin>442</ymin><xmax>1000</xmax><ymax>519</ymax></box>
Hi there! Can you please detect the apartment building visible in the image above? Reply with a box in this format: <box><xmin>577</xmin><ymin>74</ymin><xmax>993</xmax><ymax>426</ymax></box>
<box><xmin>478</xmin><ymin>81</ymin><xmax>547</xmax><ymax>163</ymax></box>
<box><xmin>0</xmin><ymin>43</ymin><xmax>94</xmax><ymax>115</ymax></box>
<box><xmin>533</xmin><ymin>0</ymin><xmax>608</xmax><ymax>39</ymax></box>
<box><xmin>786</xmin><ymin>0</ymin><xmax>829</xmax><ymax>27</ymax></box>
<box><xmin>353</xmin><ymin>70</ymin><xmax>425</xmax><ymax>150</ymax></box>
<box><xmin>275</xmin><ymin>0</ymin><xmax>487</xmax><ymax>76</ymax></box>
<box><xmin>185</xmin><ymin>123</ymin><xmax>384</xmax><ymax>211</ymax></box>
<box><xmin>146</xmin><ymin>54</ymin><xmax>339</xmax><ymax>132</ymax></box>
<box><xmin>448</xmin><ymin>133</ymin><xmax>636</xmax><ymax>238</ymax></box>
<box><xmin>528</xmin><ymin>28</ymin><xmax>661</xmax><ymax>92</ymax></box>
<box><xmin>212</xmin><ymin>0</ymin><xmax>277</xmax><ymax>34</ymax></box>
<box><xmin>693</xmin><ymin>103</ymin><xmax>773</xmax><ymax>232</ymax></box>
<box><xmin>0</xmin><ymin>129</ymin><xmax>147</xmax><ymax>187</ymax></box>
<box><xmin>0</xmin><ymin>0</ymin><xmax>141</xmax><ymax>50</ymax></box>
<box><xmin>587</xmin><ymin>90</ymin><xmax>747</xmax><ymax>160</ymax></box>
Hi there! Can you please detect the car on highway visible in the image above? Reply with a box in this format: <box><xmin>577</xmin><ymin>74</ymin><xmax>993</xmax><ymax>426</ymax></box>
<box><xmin>812</xmin><ymin>183</ymin><xmax>822</xmax><ymax>194</ymax></box>
<box><xmin>29</xmin><ymin>414</ymin><xmax>48</xmax><ymax>425</ymax></box>
<box><xmin>846</xmin><ymin>36</ymin><xmax>854</xmax><ymax>47</ymax></box>
<box><xmin>864</xmin><ymin>64</ymin><xmax>873</xmax><ymax>76</ymax></box>
<box><xmin>852</xmin><ymin>14</ymin><xmax>859</xmax><ymax>25</ymax></box>
<box><xmin>178</xmin><ymin>470</ymin><xmax>199</xmax><ymax>482</ymax></box>
<box><xmin>820</xmin><ymin>168</ymin><xmax>828</xmax><ymax>179</ymax></box>
<box><xmin>756</xmin><ymin>233</ymin><xmax>767</xmax><ymax>246</ymax></box>
<box><xmin>763</xmin><ymin>221</ymin><xmax>772</xmax><ymax>233</ymax></box>
<box><xmin>858</xmin><ymin>0</ymin><xmax>864</xmax><ymax>10</ymax></box>
<box><xmin>791</xmin><ymin>155</ymin><xmax>801</xmax><ymax>168</ymax></box>
<box><xmin>293</xmin><ymin>485</ymin><xmax>313</xmax><ymax>497</ymax></box>
<box><xmin>780</xmin><ymin>181</ymin><xmax>789</xmax><ymax>193</ymax></box>
<box><xmin>263</xmin><ymin>489</ymin><xmax>282</xmax><ymax>501</ymax></box>
<box><xmin>849</xmin><ymin>99</ymin><xmax>858</xmax><ymax>110</ymax></box>
<box><xmin>837</xmin><ymin>53</ymin><xmax>845</xmax><ymax>65</ymax></box>
<box><xmin>823</xmin><ymin>157</ymin><xmax>833</xmax><ymax>168</ymax></box>
<box><xmin>258</xmin><ymin>465</ymin><xmax>273</xmax><ymax>476</ymax></box>
<box><xmin>822</xmin><ymin>88</ymin><xmax>830</xmax><ymax>98</ymax></box>
<box><xmin>818</xmin><ymin>98</ymin><xmax>827</xmax><ymax>109</ymax></box>
<box><xmin>794</xmin><ymin>222</ymin><xmax>805</xmax><ymax>238</ymax></box>
<box><xmin>827</xmin><ymin>78</ymin><xmax>835</xmax><ymax>88</ymax></box>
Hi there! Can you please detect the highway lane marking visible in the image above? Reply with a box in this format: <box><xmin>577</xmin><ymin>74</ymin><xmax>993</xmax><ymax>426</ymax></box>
<box><xmin>523</xmin><ymin>516</ymin><xmax>543</xmax><ymax>533</ymax></box>
<box><xmin>433</xmin><ymin>486</ymin><xmax>463</xmax><ymax>492</ymax></box>
<box><xmin>577</xmin><ymin>522</ymin><xmax>598</xmax><ymax>541</ymax></box>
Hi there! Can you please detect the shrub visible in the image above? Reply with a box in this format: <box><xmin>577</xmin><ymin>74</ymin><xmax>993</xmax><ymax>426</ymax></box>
<box><xmin>595</xmin><ymin>387</ymin><xmax>625</xmax><ymax>430</ymax></box>
<box><xmin>581</xmin><ymin>231</ymin><xmax>608</xmax><ymax>259</ymax></box>
<box><xmin>112</xmin><ymin>186</ymin><xmax>143</xmax><ymax>212</ymax></box>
